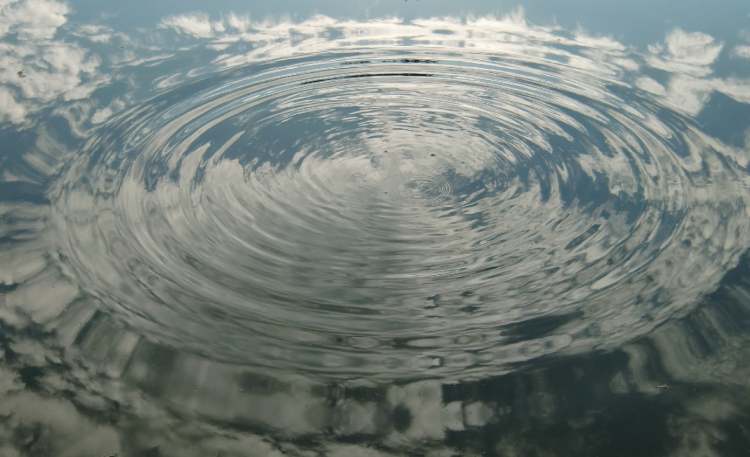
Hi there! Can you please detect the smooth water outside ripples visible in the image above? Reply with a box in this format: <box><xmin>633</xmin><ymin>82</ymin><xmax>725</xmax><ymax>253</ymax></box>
<box><xmin>2</xmin><ymin>2</ymin><xmax>750</xmax><ymax>456</ymax></box>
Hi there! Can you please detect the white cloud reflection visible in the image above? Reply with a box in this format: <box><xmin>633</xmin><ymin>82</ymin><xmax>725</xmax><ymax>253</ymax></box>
<box><xmin>0</xmin><ymin>0</ymin><xmax>105</xmax><ymax>125</ymax></box>
<box><xmin>645</xmin><ymin>28</ymin><xmax>750</xmax><ymax>116</ymax></box>
<box><xmin>0</xmin><ymin>0</ymin><xmax>68</xmax><ymax>39</ymax></box>
<box><xmin>647</xmin><ymin>28</ymin><xmax>723</xmax><ymax>77</ymax></box>
<box><xmin>160</xmin><ymin>12</ymin><xmax>221</xmax><ymax>38</ymax></box>
<box><xmin>735</xmin><ymin>45</ymin><xmax>750</xmax><ymax>59</ymax></box>
<box><xmin>0</xmin><ymin>86</ymin><xmax>26</xmax><ymax>123</ymax></box>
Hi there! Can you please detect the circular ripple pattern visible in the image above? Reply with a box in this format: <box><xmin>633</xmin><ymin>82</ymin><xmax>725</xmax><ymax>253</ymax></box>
<box><xmin>51</xmin><ymin>38</ymin><xmax>750</xmax><ymax>379</ymax></box>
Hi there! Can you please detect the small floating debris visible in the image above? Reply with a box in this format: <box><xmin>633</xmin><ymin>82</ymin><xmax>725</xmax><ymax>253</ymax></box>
<box><xmin>17</xmin><ymin>69</ymin><xmax>25</xmax><ymax>78</ymax></box>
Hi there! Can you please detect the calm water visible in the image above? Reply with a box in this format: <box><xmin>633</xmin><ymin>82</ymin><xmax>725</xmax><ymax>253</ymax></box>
<box><xmin>2</xmin><ymin>1</ymin><xmax>750</xmax><ymax>456</ymax></box>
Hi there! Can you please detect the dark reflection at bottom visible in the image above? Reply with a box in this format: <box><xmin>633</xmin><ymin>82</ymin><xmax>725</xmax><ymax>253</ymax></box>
<box><xmin>2</xmin><ymin>251</ymin><xmax>750</xmax><ymax>456</ymax></box>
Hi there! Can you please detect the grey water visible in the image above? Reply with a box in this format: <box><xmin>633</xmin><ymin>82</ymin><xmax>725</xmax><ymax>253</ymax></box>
<box><xmin>2</xmin><ymin>1</ymin><xmax>750</xmax><ymax>456</ymax></box>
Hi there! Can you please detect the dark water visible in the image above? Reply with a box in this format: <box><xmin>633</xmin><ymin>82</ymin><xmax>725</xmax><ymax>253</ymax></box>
<box><xmin>2</xmin><ymin>1</ymin><xmax>750</xmax><ymax>456</ymax></box>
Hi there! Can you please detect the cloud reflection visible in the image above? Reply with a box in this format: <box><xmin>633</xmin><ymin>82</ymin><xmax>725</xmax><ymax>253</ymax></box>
<box><xmin>0</xmin><ymin>0</ymin><xmax>109</xmax><ymax>125</ymax></box>
<box><xmin>1</xmin><ymin>6</ymin><xmax>750</xmax><ymax>457</ymax></box>
<box><xmin>644</xmin><ymin>28</ymin><xmax>750</xmax><ymax>116</ymax></box>
<box><xmin>734</xmin><ymin>45</ymin><xmax>750</xmax><ymax>59</ymax></box>
<box><xmin>0</xmin><ymin>0</ymin><xmax>68</xmax><ymax>39</ymax></box>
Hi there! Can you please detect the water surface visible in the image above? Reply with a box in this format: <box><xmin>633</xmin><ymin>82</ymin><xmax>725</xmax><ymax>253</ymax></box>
<box><xmin>2</xmin><ymin>1</ymin><xmax>750</xmax><ymax>456</ymax></box>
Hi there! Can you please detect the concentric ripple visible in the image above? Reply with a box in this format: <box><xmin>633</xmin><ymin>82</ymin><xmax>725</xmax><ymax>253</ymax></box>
<box><xmin>50</xmin><ymin>22</ymin><xmax>750</xmax><ymax>379</ymax></box>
